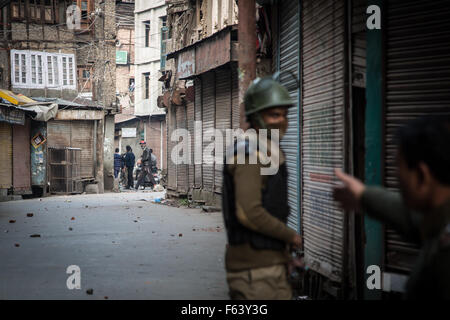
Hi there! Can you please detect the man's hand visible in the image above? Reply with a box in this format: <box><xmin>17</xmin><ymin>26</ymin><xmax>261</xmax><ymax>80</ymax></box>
<box><xmin>291</xmin><ymin>234</ymin><xmax>302</xmax><ymax>248</ymax></box>
<box><xmin>333</xmin><ymin>168</ymin><xmax>366</xmax><ymax>212</ymax></box>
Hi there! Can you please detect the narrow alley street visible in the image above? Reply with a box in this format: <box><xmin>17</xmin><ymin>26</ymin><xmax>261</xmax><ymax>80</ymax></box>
<box><xmin>0</xmin><ymin>192</ymin><xmax>228</xmax><ymax>300</ymax></box>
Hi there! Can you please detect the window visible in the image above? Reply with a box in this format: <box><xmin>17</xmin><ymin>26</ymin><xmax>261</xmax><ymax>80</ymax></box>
<box><xmin>11</xmin><ymin>50</ymin><xmax>76</xmax><ymax>89</ymax></box>
<box><xmin>144</xmin><ymin>20</ymin><xmax>150</xmax><ymax>47</ymax></box>
<box><xmin>30</xmin><ymin>52</ymin><xmax>44</xmax><ymax>86</ymax></box>
<box><xmin>13</xmin><ymin>51</ymin><xmax>27</xmax><ymax>85</ymax></box>
<box><xmin>160</xmin><ymin>16</ymin><xmax>168</xmax><ymax>70</ymax></box>
<box><xmin>77</xmin><ymin>66</ymin><xmax>92</xmax><ymax>91</ymax></box>
<box><xmin>12</xmin><ymin>0</ymin><xmax>56</xmax><ymax>23</ymax></box>
<box><xmin>143</xmin><ymin>72</ymin><xmax>150</xmax><ymax>100</ymax></box>
<box><xmin>73</xmin><ymin>0</ymin><xmax>93</xmax><ymax>30</ymax></box>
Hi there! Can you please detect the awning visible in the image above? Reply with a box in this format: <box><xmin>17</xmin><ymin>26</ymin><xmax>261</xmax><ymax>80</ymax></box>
<box><xmin>15</xmin><ymin>103</ymin><xmax>59</xmax><ymax>122</ymax></box>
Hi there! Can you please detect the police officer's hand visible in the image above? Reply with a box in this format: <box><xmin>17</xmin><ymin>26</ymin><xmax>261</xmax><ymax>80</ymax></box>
<box><xmin>333</xmin><ymin>169</ymin><xmax>366</xmax><ymax>212</ymax></box>
<box><xmin>291</xmin><ymin>234</ymin><xmax>302</xmax><ymax>248</ymax></box>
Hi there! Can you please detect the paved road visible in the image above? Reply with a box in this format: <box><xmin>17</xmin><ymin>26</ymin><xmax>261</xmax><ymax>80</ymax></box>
<box><xmin>0</xmin><ymin>191</ymin><xmax>228</xmax><ymax>299</ymax></box>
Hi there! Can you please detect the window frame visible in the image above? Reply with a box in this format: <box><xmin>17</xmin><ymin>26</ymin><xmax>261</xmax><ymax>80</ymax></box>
<box><xmin>11</xmin><ymin>50</ymin><xmax>77</xmax><ymax>90</ymax></box>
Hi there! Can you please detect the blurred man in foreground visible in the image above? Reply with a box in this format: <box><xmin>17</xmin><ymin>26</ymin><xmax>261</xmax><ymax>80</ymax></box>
<box><xmin>333</xmin><ymin>115</ymin><xmax>450</xmax><ymax>299</ymax></box>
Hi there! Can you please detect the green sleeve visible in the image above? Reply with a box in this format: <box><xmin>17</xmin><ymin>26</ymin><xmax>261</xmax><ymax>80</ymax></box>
<box><xmin>361</xmin><ymin>186</ymin><xmax>421</xmax><ymax>243</ymax></box>
<box><xmin>232</xmin><ymin>162</ymin><xmax>297</xmax><ymax>244</ymax></box>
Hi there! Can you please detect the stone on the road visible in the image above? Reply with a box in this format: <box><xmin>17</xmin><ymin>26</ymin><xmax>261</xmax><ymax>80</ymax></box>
<box><xmin>0</xmin><ymin>191</ymin><xmax>227</xmax><ymax>299</ymax></box>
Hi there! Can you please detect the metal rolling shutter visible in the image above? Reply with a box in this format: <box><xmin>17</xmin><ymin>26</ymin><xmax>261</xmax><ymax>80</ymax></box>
<box><xmin>176</xmin><ymin>105</ymin><xmax>188</xmax><ymax>194</ymax></box>
<box><xmin>301</xmin><ymin>0</ymin><xmax>346</xmax><ymax>282</ymax></box>
<box><xmin>71</xmin><ymin>121</ymin><xmax>95</xmax><ymax>178</ymax></box>
<box><xmin>352</xmin><ymin>0</ymin><xmax>366</xmax><ymax>88</ymax></box>
<box><xmin>187</xmin><ymin>99</ymin><xmax>195</xmax><ymax>190</ymax></box>
<box><xmin>202</xmin><ymin>72</ymin><xmax>215</xmax><ymax>192</ymax></box>
<box><xmin>279</xmin><ymin>0</ymin><xmax>300</xmax><ymax>232</ymax></box>
<box><xmin>194</xmin><ymin>78</ymin><xmax>203</xmax><ymax>188</ymax></box>
<box><xmin>0</xmin><ymin>122</ymin><xmax>12</xmax><ymax>189</ymax></box>
<box><xmin>48</xmin><ymin>121</ymin><xmax>94</xmax><ymax>179</ymax></box>
<box><xmin>385</xmin><ymin>0</ymin><xmax>450</xmax><ymax>272</ymax></box>
<box><xmin>47</xmin><ymin>120</ymin><xmax>71</xmax><ymax>149</ymax></box>
<box><xmin>168</xmin><ymin>105</ymin><xmax>177</xmax><ymax>190</ymax></box>
<box><xmin>231</xmin><ymin>63</ymin><xmax>240</xmax><ymax>130</ymax></box>
<box><xmin>214</xmin><ymin>68</ymin><xmax>231</xmax><ymax>194</ymax></box>
<box><xmin>13</xmin><ymin>120</ymin><xmax>31</xmax><ymax>192</ymax></box>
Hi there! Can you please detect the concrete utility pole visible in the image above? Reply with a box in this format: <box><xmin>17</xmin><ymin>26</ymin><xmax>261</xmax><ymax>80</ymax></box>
<box><xmin>238</xmin><ymin>0</ymin><xmax>256</xmax><ymax>130</ymax></box>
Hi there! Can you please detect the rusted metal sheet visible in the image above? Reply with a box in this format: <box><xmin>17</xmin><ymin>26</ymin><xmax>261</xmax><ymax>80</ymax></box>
<box><xmin>176</xmin><ymin>104</ymin><xmax>188</xmax><ymax>194</ymax></box>
<box><xmin>167</xmin><ymin>105</ymin><xmax>177</xmax><ymax>190</ymax></box>
<box><xmin>301</xmin><ymin>0</ymin><xmax>346</xmax><ymax>283</ymax></box>
<box><xmin>71</xmin><ymin>121</ymin><xmax>95</xmax><ymax>179</ymax></box>
<box><xmin>202</xmin><ymin>72</ymin><xmax>215</xmax><ymax>192</ymax></box>
<box><xmin>12</xmin><ymin>119</ymin><xmax>31</xmax><ymax>193</ymax></box>
<box><xmin>196</xmin><ymin>31</ymin><xmax>231</xmax><ymax>76</ymax></box>
<box><xmin>0</xmin><ymin>121</ymin><xmax>12</xmax><ymax>189</ymax></box>
<box><xmin>47</xmin><ymin>120</ymin><xmax>95</xmax><ymax>179</ymax></box>
<box><xmin>384</xmin><ymin>0</ymin><xmax>450</xmax><ymax>272</ymax></box>
<box><xmin>177</xmin><ymin>49</ymin><xmax>195</xmax><ymax>79</ymax></box>
<box><xmin>194</xmin><ymin>78</ymin><xmax>202</xmax><ymax>189</ymax></box>
<box><xmin>55</xmin><ymin>110</ymin><xmax>104</xmax><ymax>121</ymax></box>
<box><xmin>214</xmin><ymin>67</ymin><xmax>231</xmax><ymax>194</ymax></box>
<box><xmin>187</xmin><ymin>99</ymin><xmax>195</xmax><ymax>189</ymax></box>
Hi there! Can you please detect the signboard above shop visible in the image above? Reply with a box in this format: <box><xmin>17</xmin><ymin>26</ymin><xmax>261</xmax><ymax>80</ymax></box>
<box><xmin>121</xmin><ymin>127</ymin><xmax>136</xmax><ymax>138</ymax></box>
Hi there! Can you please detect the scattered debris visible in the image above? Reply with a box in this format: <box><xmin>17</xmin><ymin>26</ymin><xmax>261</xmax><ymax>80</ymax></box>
<box><xmin>26</xmin><ymin>213</ymin><xmax>33</xmax><ymax>217</ymax></box>
<box><xmin>153</xmin><ymin>184</ymin><xmax>165</xmax><ymax>192</ymax></box>
<box><xmin>85</xmin><ymin>205</ymin><xmax>89</xmax><ymax>208</ymax></box>
<box><xmin>134</xmin><ymin>220</ymin><xmax>138</xmax><ymax>223</ymax></box>
<box><xmin>138</xmin><ymin>206</ymin><xmax>143</xmax><ymax>208</ymax></box>
<box><xmin>4</xmin><ymin>230</ymin><xmax>8</xmax><ymax>233</ymax></box>
<box><xmin>192</xmin><ymin>228</ymin><xmax>196</xmax><ymax>231</ymax></box>
<box><xmin>14</xmin><ymin>243</ymin><xmax>20</xmax><ymax>247</ymax></box>
<box><xmin>170</xmin><ymin>234</ymin><xmax>175</xmax><ymax>237</ymax></box>
<box><xmin>9</xmin><ymin>220</ymin><xmax>16</xmax><ymax>223</ymax></box>
<box><xmin>69</xmin><ymin>227</ymin><xmax>73</xmax><ymax>231</ymax></box>
<box><xmin>104</xmin><ymin>296</ymin><xmax>108</xmax><ymax>300</ymax></box>
<box><xmin>152</xmin><ymin>198</ymin><xmax>162</xmax><ymax>203</ymax></box>
<box><xmin>152</xmin><ymin>231</ymin><xmax>156</xmax><ymax>234</ymax></box>
<box><xmin>30</xmin><ymin>234</ymin><xmax>41</xmax><ymax>238</ymax></box>
<box><xmin>178</xmin><ymin>233</ymin><xmax>183</xmax><ymax>237</ymax></box>
<box><xmin>86</xmin><ymin>288</ymin><xmax>94</xmax><ymax>295</ymax></box>
<box><xmin>39</xmin><ymin>199</ymin><xmax>42</xmax><ymax>201</ymax></box>
<box><xmin>71</xmin><ymin>217</ymin><xmax>75</xmax><ymax>220</ymax></box>
<box><xmin>202</xmin><ymin>206</ymin><xmax>221</xmax><ymax>213</ymax></box>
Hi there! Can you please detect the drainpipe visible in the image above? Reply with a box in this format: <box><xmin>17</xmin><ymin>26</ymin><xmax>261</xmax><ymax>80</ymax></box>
<box><xmin>238</xmin><ymin>0</ymin><xmax>256</xmax><ymax>129</ymax></box>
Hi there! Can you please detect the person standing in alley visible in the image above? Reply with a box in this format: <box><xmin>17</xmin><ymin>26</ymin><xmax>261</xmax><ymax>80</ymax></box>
<box><xmin>135</xmin><ymin>140</ymin><xmax>157</xmax><ymax>190</ymax></box>
<box><xmin>114</xmin><ymin>148</ymin><xmax>122</xmax><ymax>179</ymax></box>
<box><xmin>333</xmin><ymin>115</ymin><xmax>450</xmax><ymax>299</ymax></box>
<box><xmin>124</xmin><ymin>145</ymin><xmax>135</xmax><ymax>190</ymax></box>
<box><xmin>222</xmin><ymin>77</ymin><xmax>303</xmax><ymax>300</ymax></box>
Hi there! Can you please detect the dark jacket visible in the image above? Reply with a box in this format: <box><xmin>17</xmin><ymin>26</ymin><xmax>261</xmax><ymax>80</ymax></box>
<box><xmin>114</xmin><ymin>153</ymin><xmax>122</xmax><ymax>169</ymax></box>
<box><xmin>362</xmin><ymin>187</ymin><xmax>450</xmax><ymax>299</ymax></box>
<box><xmin>124</xmin><ymin>151</ymin><xmax>135</xmax><ymax>168</ymax></box>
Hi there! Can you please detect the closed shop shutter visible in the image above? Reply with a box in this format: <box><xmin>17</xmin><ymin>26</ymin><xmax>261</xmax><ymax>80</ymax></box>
<box><xmin>48</xmin><ymin>120</ymin><xmax>95</xmax><ymax>179</ymax></box>
<box><xmin>194</xmin><ymin>78</ymin><xmax>203</xmax><ymax>188</ymax></box>
<box><xmin>279</xmin><ymin>0</ymin><xmax>300</xmax><ymax>232</ymax></box>
<box><xmin>231</xmin><ymin>63</ymin><xmax>240</xmax><ymax>130</ymax></box>
<box><xmin>167</xmin><ymin>105</ymin><xmax>177</xmax><ymax>190</ymax></box>
<box><xmin>187</xmin><ymin>99</ymin><xmax>195</xmax><ymax>190</ymax></box>
<box><xmin>384</xmin><ymin>0</ymin><xmax>450</xmax><ymax>272</ymax></box>
<box><xmin>71</xmin><ymin>121</ymin><xmax>95</xmax><ymax>178</ymax></box>
<box><xmin>47</xmin><ymin>120</ymin><xmax>71</xmax><ymax>149</ymax></box>
<box><xmin>214</xmin><ymin>67</ymin><xmax>231</xmax><ymax>194</ymax></box>
<box><xmin>0</xmin><ymin>122</ymin><xmax>13</xmax><ymax>189</ymax></box>
<box><xmin>301</xmin><ymin>0</ymin><xmax>346</xmax><ymax>282</ymax></box>
<box><xmin>176</xmin><ymin>104</ymin><xmax>188</xmax><ymax>194</ymax></box>
<box><xmin>352</xmin><ymin>0</ymin><xmax>366</xmax><ymax>88</ymax></box>
<box><xmin>13</xmin><ymin>119</ymin><xmax>31</xmax><ymax>192</ymax></box>
<box><xmin>202</xmin><ymin>72</ymin><xmax>215</xmax><ymax>192</ymax></box>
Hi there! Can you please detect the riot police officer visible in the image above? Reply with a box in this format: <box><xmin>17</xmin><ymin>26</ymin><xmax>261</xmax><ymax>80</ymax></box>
<box><xmin>222</xmin><ymin>76</ymin><xmax>303</xmax><ymax>300</ymax></box>
<box><xmin>135</xmin><ymin>140</ymin><xmax>157</xmax><ymax>190</ymax></box>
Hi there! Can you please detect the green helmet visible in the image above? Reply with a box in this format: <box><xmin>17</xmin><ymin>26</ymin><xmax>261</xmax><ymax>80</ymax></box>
<box><xmin>244</xmin><ymin>76</ymin><xmax>293</xmax><ymax>116</ymax></box>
